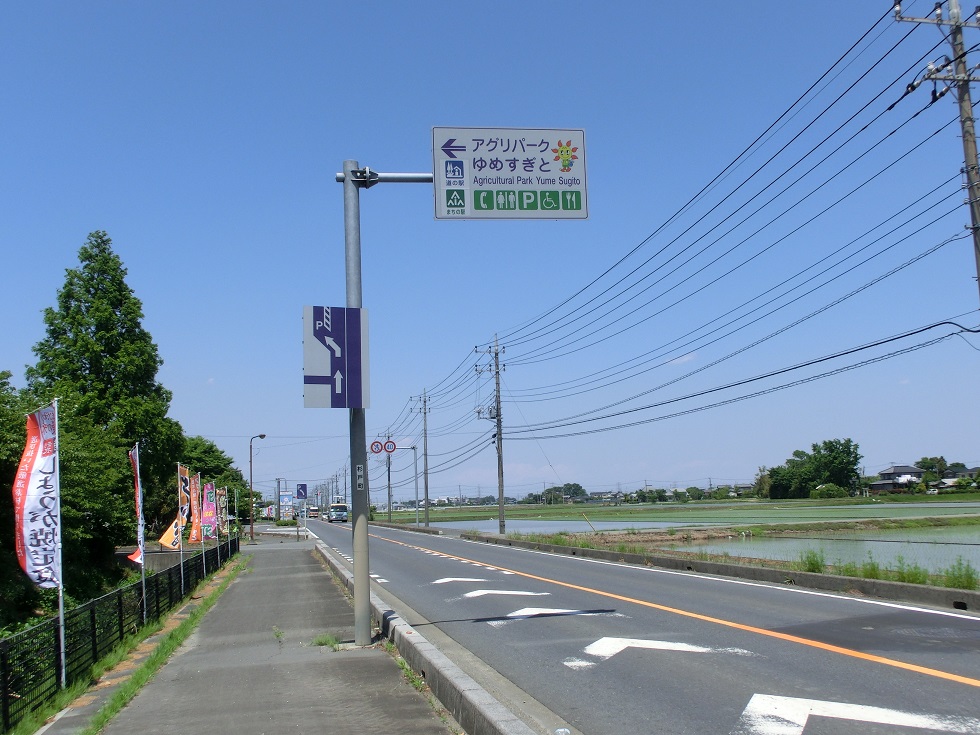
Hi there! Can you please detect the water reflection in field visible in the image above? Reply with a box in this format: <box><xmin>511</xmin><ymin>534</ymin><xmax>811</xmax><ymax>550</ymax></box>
<box><xmin>679</xmin><ymin>526</ymin><xmax>979</xmax><ymax>572</ymax></box>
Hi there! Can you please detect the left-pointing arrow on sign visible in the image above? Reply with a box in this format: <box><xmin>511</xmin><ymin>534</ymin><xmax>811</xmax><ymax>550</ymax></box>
<box><xmin>441</xmin><ymin>138</ymin><xmax>466</xmax><ymax>158</ymax></box>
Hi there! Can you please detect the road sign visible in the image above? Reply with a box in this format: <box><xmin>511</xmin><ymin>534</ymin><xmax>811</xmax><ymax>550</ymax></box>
<box><xmin>303</xmin><ymin>306</ymin><xmax>370</xmax><ymax>409</ymax></box>
<box><xmin>433</xmin><ymin>127</ymin><xmax>587</xmax><ymax>220</ymax></box>
<box><xmin>295</xmin><ymin>483</ymin><xmax>307</xmax><ymax>500</ymax></box>
<box><xmin>383</xmin><ymin>440</ymin><xmax>396</xmax><ymax>453</ymax></box>
<box><xmin>370</xmin><ymin>441</ymin><xmax>384</xmax><ymax>454</ymax></box>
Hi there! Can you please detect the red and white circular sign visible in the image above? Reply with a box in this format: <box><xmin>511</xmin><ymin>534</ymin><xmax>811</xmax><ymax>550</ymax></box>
<box><xmin>370</xmin><ymin>441</ymin><xmax>384</xmax><ymax>454</ymax></box>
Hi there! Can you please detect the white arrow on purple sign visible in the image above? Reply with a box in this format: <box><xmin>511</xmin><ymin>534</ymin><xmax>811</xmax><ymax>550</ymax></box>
<box><xmin>303</xmin><ymin>306</ymin><xmax>370</xmax><ymax>409</ymax></box>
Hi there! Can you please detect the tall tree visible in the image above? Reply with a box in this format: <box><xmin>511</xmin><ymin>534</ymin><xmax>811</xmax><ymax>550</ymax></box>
<box><xmin>809</xmin><ymin>439</ymin><xmax>862</xmax><ymax>490</ymax></box>
<box><xmin>25</xmin><ymin>231</ymin><xmax>183</xmax><ymax>537</ymax></box>
<box><xmin>766</xmin><ymin>438</ymin><xmax>862</xmax><ymax>499</ymax></box>
<box><xmin>181</xmin><ymin>435</ymin><xmax>250</xmax><ymax>507</ymax></box>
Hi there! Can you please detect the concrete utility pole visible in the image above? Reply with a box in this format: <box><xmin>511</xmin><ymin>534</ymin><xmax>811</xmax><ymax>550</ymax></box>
<box><xmin>896</xmin><ymin>0</ymin><xmax>980</xmax><ymax>302</ymax></box>
<box><xmin>418</xmin><ymin>391</ymin><xmax>431</xmax><ymax>527</ymax></box>
<box><xmin>476</xmin><ymin>336</ymin><xmax>506</xmax><ymax>534</ymax></box>
<box><xmin>493</xmin><ymin>336</ymin><xmax>505</xmax><ymax>534</ymax></box>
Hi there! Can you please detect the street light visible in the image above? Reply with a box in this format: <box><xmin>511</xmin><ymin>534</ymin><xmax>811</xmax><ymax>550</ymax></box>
<box><xmin>249</xmin><ymin>433</ymin><xmax>266</xmax><ymax>542</ymax></box>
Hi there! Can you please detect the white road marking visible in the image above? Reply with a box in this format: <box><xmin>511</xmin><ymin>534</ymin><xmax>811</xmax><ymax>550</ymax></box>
<box><xmin>585</xmin><ymin>636</ymin><xmax>714</xmax><ymax>659</ymax></box>
<box><xmin>732</xmin><ymin>693</ymin><xmax>980</xmax><ymax>735</ymax></box>
<box><xmin>491</xmin><ymin>607</ymin><xmax>627</xmax><ymax>628</ymax></box>
<box><xmin>432</xmin><ymin>577</ymin><xmax>489</xmax><ymax>584</ymax></box>
<box><xmin>463</xmin><ymin>590</ymin><xmax>550</xmax><ymax>598</ymax></box>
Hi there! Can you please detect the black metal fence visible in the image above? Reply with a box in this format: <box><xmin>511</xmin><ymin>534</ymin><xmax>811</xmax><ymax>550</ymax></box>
<box><xmin>0</xmin><ymin>537</ymin><xmax>239</xmax><ymax>733</ymax></box>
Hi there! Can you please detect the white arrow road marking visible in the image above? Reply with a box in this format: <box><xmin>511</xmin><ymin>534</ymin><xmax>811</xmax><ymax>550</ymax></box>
<box><xmin>732</xmin><ymin>693</ymin><xmax>980</xmax><ymax>735</ymax></box>
<box><xmin>488</xmin><ymin>607</ymin><xmax>626</xmax><ymax>629</ymax></box>
<box><xmin>565</xmin><ymin>637</ymin><xmax>757</xmax><ymax>667</ymax></box>
<box><xmin>432</xmin><ymin>577</ymin><xmax>488</xmax><ymax>584</ymax></box>
<box><xmin>585</xmin><ymin>636</ymin><xmax>715</xmax><ymax>659</ymax></box>
<box><xmin>463</xmin><ymin>590</ymin><xmax>550</xmax><ymax>598</ymax></box>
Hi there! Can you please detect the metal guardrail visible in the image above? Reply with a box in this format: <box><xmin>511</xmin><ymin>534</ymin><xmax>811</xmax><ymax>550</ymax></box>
<box><xmin>0</xmin><ymin>537</ymin><xmax>239</xmax><ymax>732</ymax></box>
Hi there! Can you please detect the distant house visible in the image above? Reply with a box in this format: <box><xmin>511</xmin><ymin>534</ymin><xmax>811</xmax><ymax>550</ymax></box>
<box><xmin>872</xmin><ymin>465</ymin><xmax>924</xmax><ymax>492</ymax></box>
<box><xmin>943</xmin><ymin>467</ymin><xmax>980</xmax><ymax>479</ymax></box>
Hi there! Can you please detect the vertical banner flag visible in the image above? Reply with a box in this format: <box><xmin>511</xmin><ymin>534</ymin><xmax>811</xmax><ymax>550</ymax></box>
<box><xmin>127</xmin><ymin>445</ymin><xmax>145</xmax><ymax>565</ymax></box>
<box><xmin>216</xmin><ymin>487</ymin><xmax>228</xmax><ymax>535</ymax></box>
<box><xmin>202</xmin><ymin>482</ymin><xmax>217</xmax><ymax>540</ymax></box>
<box><xmin>158</xmin><ymin>464</ymin><xmax>190</xmax><ymax>549</ymax></box>
<box><xmin>12</xmin><ymin>405</ymin><xmax>61</xmax><ymax>588</ymax></box>
<box><xmin>188</xmin><ymin>473</ymin><xmax>203</xmax><ymax>543</ymax></box>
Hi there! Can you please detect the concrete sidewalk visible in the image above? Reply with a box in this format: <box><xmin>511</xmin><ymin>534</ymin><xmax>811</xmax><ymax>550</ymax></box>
<box><xmin>40</xmin><ymin>537</ymin><xmax>457</xmax><ymax>735</ymax></box>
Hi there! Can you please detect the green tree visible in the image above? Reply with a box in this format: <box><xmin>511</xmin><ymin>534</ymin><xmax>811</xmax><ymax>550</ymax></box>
<box><xmin>181</xmin><ymin>435</ymin><xmax>251</xmax><ymax>515</ymax></box>
<box><xmin>809</xmin><ymin>439</ymin><xmax>862</xmax><ymax>490</ymax></box>
<box><xmin>766</xmin><ymin>438</ymin><xmax>862</xmax><ymax>499</ymax></box>
<box><xmin>25</xmin><ymin>231</ymin><xmax>184</xmax><ymax>528</ymax></box>
<box><xmin>917</xmin><ymin>456</ymin><xmax>948</xmax><ymax>477</ymax></box>
<box><xmin>753</xmin><ymin>466</ymin><xmax>771</xmax><ymax>498</ymax></box>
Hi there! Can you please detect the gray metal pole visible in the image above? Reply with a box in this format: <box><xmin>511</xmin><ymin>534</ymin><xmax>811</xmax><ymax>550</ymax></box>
<box><xmin>344</xmin><ymin>159</ymin><xmax>372</xmax><ymax>647</ymax></box>
<box><xmin>387</xmin><ymin>434</ymin><xmax>392</xmax><ymax>522</ymax></box>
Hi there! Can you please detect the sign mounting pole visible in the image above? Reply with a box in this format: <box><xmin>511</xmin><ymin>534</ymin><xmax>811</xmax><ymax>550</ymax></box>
<box><xmin>339</xmin><ymin>161</ymin><xmax>431</xmax><ymax>646</ymax></box>
<box><xmin>343</xmin><ymin>159</ymin><xmax>372</xmax><ymax>647</ymax></box>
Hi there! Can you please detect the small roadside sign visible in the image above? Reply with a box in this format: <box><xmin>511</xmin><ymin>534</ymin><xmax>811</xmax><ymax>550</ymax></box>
<box><xmin>383</xmin><ymin>440</ymin><xmax>397</xmax><ymax>453</ymax></box>
<box><xmin>433</xmin><ymin>127</ymin><xmax>587</xmax><ymax>220</ymax></box>
<box><xmin>370</xmin><ymin>441</ymin><xmax>384</xmax><ymax>454</ymax></box>
<box><xmin>303</xmin><ymin>306</ymin><xmax>370</xmax><ymax>409</ymax></box>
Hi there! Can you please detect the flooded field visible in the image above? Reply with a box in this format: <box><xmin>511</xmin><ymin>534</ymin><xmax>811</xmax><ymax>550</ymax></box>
<box><xmin>675</xmin><ymin>525</ymin><xmax>979</xmax><ymax>573</ymax></box>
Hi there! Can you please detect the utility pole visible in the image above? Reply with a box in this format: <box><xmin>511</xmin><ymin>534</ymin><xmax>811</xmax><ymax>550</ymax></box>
<box><xmin>476</xmin><ymin>335</ymin><xmax>506</xmax><ymax>534</ymax></box>
<box><xmin>896</xmin><ymin>0</ymin><xmax>980</xmax><ymax>302</ymax></box>
<box><xmin>417</xmin><ymin>391</ymin><xmax>431</xmax><ymax>527</ymax></box>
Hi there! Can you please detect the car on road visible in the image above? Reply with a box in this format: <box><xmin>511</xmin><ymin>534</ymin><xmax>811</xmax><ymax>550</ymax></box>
<box><xmin>327</xmin><ymin>503</ymin><xmax>349</xmax><ymax>522</ymax></box>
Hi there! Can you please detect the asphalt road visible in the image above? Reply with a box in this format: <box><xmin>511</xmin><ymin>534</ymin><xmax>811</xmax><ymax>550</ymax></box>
<box><xmin>308</xmin><ymin>519</ymin><xmax>980</xmax><ymax>735</ymax></box>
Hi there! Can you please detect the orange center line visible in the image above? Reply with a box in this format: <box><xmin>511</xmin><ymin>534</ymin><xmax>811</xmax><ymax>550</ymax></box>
<box><xmin>374</xmin><ymin>533</ymin><xmax>980</xmax><ymax>688</ymax></box>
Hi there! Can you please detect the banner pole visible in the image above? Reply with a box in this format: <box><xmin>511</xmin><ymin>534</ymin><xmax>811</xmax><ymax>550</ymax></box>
<box><xmin>178</xmin><ymin>463</ymin><xmax>185</xmax><ymax>596</ymax></box>
<box><xmin>198</xmin><ymin>474</ymin><xmax>207</xmax><ymax>577</ymax></box>
<box><xmin>53</xmin><ymin>399</ymin><xmax>66</xmax><ymax>689</ymax></box>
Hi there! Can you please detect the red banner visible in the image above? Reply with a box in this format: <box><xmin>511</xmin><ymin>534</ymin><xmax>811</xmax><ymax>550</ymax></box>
<box><xmin>12</xmin><ymin>405</ymin><xmax>61</xmax><ymax>588</ymax></box>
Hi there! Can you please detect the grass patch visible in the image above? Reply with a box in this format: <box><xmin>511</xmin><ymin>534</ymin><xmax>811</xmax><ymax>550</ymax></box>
<box><xmin>894</xmin><ymin>556</ymin><xmax>930</xmax><ymax>585</ymax></box>
<box><xmin>795</xmin><ymin>548</ymin><xmax>826</xmax><ymax>574</ymax></box>
<box><xmin>312</xmin><ymin>633</ymin><xmax>341</xmax><ymax>650</ymax></box>
<box><xmin>860</xmin><ymin>553</ymin><xmax>882</xmax><ymax>580</ymax></box>
<box><xmin>942</xmin><ymin>557</ymin><xmax>979</xmax><ymax>590</ymax></box>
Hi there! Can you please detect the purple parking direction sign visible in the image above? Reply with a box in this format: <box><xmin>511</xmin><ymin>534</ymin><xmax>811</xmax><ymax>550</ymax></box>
<box><xmin>303</xmin><ymin>306</ymin><xmax>370</xmax><ymax>408</ymax></box>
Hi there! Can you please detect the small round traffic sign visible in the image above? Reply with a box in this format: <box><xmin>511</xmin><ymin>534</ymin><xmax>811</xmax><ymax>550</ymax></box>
<box><xmin>384</xmin><ymin>440</ymin><xmax>397</xmax><ymax>453</ymax></box>
<box><xmin>370</xmin><ymin>441</ymin><xmax>383</xmax><ymax>454</ymax></box>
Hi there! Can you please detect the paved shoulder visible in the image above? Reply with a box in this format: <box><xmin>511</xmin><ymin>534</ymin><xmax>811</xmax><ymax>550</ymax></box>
<box><xmin>91</xmin><ymin>541</ymin><xmax>454</xmax><ymax>735</ymax></box>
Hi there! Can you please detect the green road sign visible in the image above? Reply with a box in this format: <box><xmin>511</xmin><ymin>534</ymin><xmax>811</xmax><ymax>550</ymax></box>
<box><xmin>433</xmin><ymin>127</ymin><xmax>588</xmax><ymax>220</ymax></box>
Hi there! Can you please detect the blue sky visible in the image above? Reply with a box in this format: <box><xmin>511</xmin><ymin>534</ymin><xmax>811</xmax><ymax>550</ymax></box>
<box><xmin>3</xmin><ymin>2</ymin><xmax>979</xmax><ymax>504</ymax></box>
